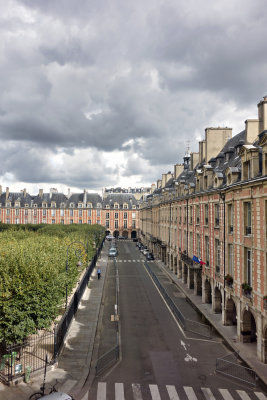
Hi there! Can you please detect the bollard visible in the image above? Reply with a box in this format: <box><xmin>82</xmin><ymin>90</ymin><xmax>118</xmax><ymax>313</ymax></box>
<box><xmin>25</xmin><ymin>366</ymin><xmax>31</xmax><ymax>383</ymax></box>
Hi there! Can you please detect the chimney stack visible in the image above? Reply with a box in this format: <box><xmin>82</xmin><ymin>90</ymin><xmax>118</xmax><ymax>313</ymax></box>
<box><xmin>6</xmin><ymin>187</ymin><xmax>9</xmax><ymax>200</ymax></box>
<box><xmin>245</xmin><ymin>119</ymin><xmax>259</xmax><ymax>144</ymax></box>
<box><xmin>39</xmin><ymin>189</ymin><xmax>43</xmax><ymax>198</ymax></box>
<box><xmin>0</xmin><ymin>185</ymin><xmax>2</xmax><ymax>196</ymax></box>
<box><xmin>257</xmin><ymin>96</ymin><xmax>267</xmax><ymax>134</ymax></box>
<box><xmin>23</xmin><ymin>188</ymin><xmax>27</xmax><ymax>198</ymax></box>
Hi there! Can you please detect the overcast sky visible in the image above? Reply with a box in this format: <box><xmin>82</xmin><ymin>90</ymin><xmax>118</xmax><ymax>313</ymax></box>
<box><xmin>1</xmin><ymin>0</ymin><xmax>267</xmax><ymax>195</ymax></box>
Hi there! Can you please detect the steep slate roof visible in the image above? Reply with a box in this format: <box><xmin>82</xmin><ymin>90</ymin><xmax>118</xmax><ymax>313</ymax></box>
<box><xmin>102</xmin><ymin>193</ymin><xmax>138</xmax><ymax>209</ymax></box>
<box><xmin>0</xmin><ymin>191</ymin><xmax>32</xmax><ymax>206</ymax></box>
<box><xmin>32</xmin><ymin>192</ymin><xmax>68</xmax><ymax>206</ymax></box>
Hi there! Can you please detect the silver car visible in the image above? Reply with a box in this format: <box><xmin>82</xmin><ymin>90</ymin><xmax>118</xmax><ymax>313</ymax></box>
<box><xmin>41</xmin><ymin>393</ymin><xmax>73</xmax><ymax>399</ymax></box>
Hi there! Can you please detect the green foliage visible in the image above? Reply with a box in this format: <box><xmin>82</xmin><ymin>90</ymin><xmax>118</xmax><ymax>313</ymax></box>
<box><xmin>0</xmin><ymin>224</ymin><xmax>105</xmax><ymax>344</ymax></box>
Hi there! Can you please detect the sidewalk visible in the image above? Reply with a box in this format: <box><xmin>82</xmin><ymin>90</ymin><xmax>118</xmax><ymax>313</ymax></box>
<box><xmin>0</xmin><ymin>242</ymin><xmax>109</xmax><ymax>400</ymax></box>
<box><xmin>156</xmin><ymin>259</ymin><xmax>267</xmax><ymax>389</ymax></box>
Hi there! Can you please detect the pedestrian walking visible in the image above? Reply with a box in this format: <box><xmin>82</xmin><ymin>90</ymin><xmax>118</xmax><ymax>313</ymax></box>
<box><xmin>97</xmin><ymin>268</ymin><xmax>101</xmax><ymax>280</ymax></box>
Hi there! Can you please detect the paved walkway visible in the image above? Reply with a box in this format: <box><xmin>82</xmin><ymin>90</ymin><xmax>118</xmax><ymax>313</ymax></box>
<box><xmin>1</xmin><ymin>248</ymin><xmax>267</xmax><ymax>399</ymax></box>
<box><xmin>157</xmin><ymin>260</ymin><xmax>267</xmax><ymax>389</ymax></box>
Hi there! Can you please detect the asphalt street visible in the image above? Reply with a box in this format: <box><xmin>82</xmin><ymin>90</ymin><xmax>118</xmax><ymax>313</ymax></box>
<box><xmin>86</xmin><ymin>241</ymin><xmax>265</xmax><ymax>400</ymax></box>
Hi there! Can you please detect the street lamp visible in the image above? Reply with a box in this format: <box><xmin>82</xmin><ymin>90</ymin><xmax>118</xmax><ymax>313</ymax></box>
<box><xmin>65</xmin><ymin>241</ymin><xmax>86</xmax><ymax>309</ymax></box>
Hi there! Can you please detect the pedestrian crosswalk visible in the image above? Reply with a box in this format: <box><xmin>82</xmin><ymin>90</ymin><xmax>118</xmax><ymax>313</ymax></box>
<box><xmin>95</xmin><ymin>382</ymin><xmax>266</xmax><ymax>400</ymax></box>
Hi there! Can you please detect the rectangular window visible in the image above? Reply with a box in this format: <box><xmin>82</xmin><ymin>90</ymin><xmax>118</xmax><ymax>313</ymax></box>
<box><xmin>115</xmin><ymin>212</ymin><xmax>118</xmax><ymax>219</ymax></box>
<box><xmin>190</xmin><ymin>232</ymin><xmax>193</xmax><ymax>255</ymax></box>
<box><xmin>115</xmin><ymin>220</ymin><xmax>118</xmax><ymax>229</ymax></box>
<box><xmin>205</xmin><ymin>236</ymin><xmax>209</xmax><ymax>266</ymax></box>
<box><xmin>51</xmin><ymin>209</ymin><xmax>55</xmax><ymax>217</ymax></box>
<box><xmin>132</xmin><ymin>220</ymin><xmax>136</xmax><ymax>228</ymax></box>
<box><xmin>52</xmin><ymin>219</ymin><xmax>55</xmax><ymax>224</ymax></box>
<box><xmin>215</xmin><ymin>239</ymin><xmax>220</xmax><ymax>273</ymax></box>
<box><xmin>43</xmin><ymin>209</ymin><xmax>46</xmax><ymax>216</ymax></box>
<box><xmin>228</xmin><ymin>244</ymin><xmax>233</xmax><ymax>276</ymax></box>
<box><xmin>228</xmin><ymin>203</ymin><xmax>233</xmax><ymax>234</ymax></box>
<box><xmin>106</xmin><ymin>212</ymin><xmax>110</xmax><ymax>219</ymax></box>
<box><xmin>215</xmin><ymin>204</ymin><xmax>220</xmax><ymax>227</ymax></box>
<box><xmin>61</xmin><ymin>220</ymin><xmax>64</xmax><ymax>224</ymax></box>
<box><xmin>132</xmin><ymin>212</ymin><xmax>136</xmax><ymax>219</ymax></box>
<box><xmin>184</xmin><ymin>206</ymin><xmax>187</xmax><ymax>223</ymax></box>
<box><xmin>34</xmin><ymin>209</ymin><xmax>37</xmax><ymax>216</ymax></box>
<box><xmin>197</xmin><ymin>233</ymin><xmax>200</xmax><ymax>257</ymax></box>
<box><xmin>124</xmin><ymin>212</ymin><xmax>128</xmax><ymax>219</ymax></box>
<box><xmin>88</xmin><ymin>209</ymin><xmax>91</xmax><ymax>217</ymax></box>
<box><xmin>15</xmin><ymin>218</ymin><xmax>19</xmax><ymax>224</ymax></box>
<box><xmin>97</xmin><ymin>220</ymin><xmax>100</xmax><ymax>224</ymax></box>
<box><xmin>244</xmin><ymin>248</ymin><xmax>252</xmax><ymax>286</ymax></box>
<box><xmin>6</xmin><ymin>209</ymin><xmax>10</xmax><ymax>216</ymax></box>
<box><xmin>204</xmin><ymin>204</ymin><xmax>209</xmax><ymax>225</ymax></box>
<box><xmin>15</xmin><ymin>209</ymin><xmax>19</xmax><ymax>216</ymax></box>
<box><xmin>244</xmin><ymin>202</ymin><xmax>252</xmax><ymax>235</ymax></box>
<box><xmin>189</xmin><ymin>206</ymin><xmax>193</xmax><ymax>224</ymax></box>
<box><xmin>70</xmin><ymin>219</ymin><xmax>73</xmax><ymax>224</ymax></box>
<box><xmin>87</xmin><ymin>219</ymin><xmax>91</xmax><ymax>224</ymax></box>
<box><xmin>106</xmin><ymin>220</ymin><xmax>109</xmax><ymax>228</ymax></box>
<box><xmin>196</xmin><ymin>205</ymin><xmax>200</xmax><ymax>224</ymax></box>
<box><xmin>61</xmin><ymin>209</ymin><xmax>64</xmax><ymax>217</ymax></box>
<box><xmin>97</xmin><ymin>210</ymin><xmax>100</xmax><ymax>217</ymax></box>
<box><xmin>78</xmin><ymin>220</ymin><xmax>82</xmax><ymax>224</ymax></box>
<box><xmin>79</xmin><ymin>209</ymin><xmax>82</xmax><ymax>217</ymax></box>
<box><xmin>6</xmin><ymin>218</ymin><xmax>10</xmax><ymax>224</ymax></box>
<box><xmin>70</xmin><ymin>209</ymin><xmax>73</xmax><ymax>217</ymax></box>
<box><xmin>124</xmin><ymin>220</ymin><xmax>127</xmax><ymax>228</ymax></box>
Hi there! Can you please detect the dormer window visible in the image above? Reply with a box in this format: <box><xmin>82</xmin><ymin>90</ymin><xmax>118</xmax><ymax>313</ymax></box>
<box><xmin>97</xmin><ymin>203</ymin><xmax>102</xmax><ymax>208</ymax></box>
<box><xmin>243</xmin><ymin>161</ymin><xmax>251</xmax><ymax>180</ymax></box>
<box><xmin>51</xmin><ymin>202</ymin><xmax>56</xmax><ymax>208</ymax></box>
<box><xmin>25</xmin><ymin>203</ymin><xmax>29</xmax><ymax>207</ymax></box>
<box><xmin>132</xmin><ymin>205</ymin><xmax>136</xmax><ymax>209</ymax></box>
<box><xmin>42</xmin><ymin>202</ymin><xmax>47</xmax><ymax>208</ymax></box>
<box><xmin>60</xmin><ymin>202</ymin><xmax>66</xmax><ymax>208</ymax></box>
<box><xmin>34</xmin><ymin>204</ymin><xmax>37</xmax><ymax>208</ymax></box>
<box><xmin>123</xmin><ymin>203</ymin><xmax>128</xmax><ymax>209</ymax></box>
<box><xmin>15</xmin><ymin>202</ymin><xmax>20</xmax><ymax>207</ymax></box>
<box><xmin>70</xmin><ymin>203</ymin><xmax>74</xmax><ymax>208</ymax></box>
<box><xmin>106</xmin><ymin>204</ymin><xmax>110</xmax><ymax>209</ymax></box>
<box><xmin>78</xmin><ymin>203</ymin><xmax>83</xmax><ymax>208</ymax></box>
<box><xmin>87</xmin><ymin>203</ymin><xmax>92</xmax><ymax>208</ymax></box>
<box><xmin>114</xmin><ymin>203</ymin><xmax>119</xmax><ymax>209</ymax></box>
<box><xmin>227</xmin><ymin>174</ymin><xmax>232</xmax><ymax>185</ymax></box>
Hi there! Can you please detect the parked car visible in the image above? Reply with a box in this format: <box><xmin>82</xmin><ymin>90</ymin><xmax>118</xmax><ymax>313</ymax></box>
<box><xmin>137</xmin><ymin>242</ymin><xmax>142</xmax><ymax>249</ymax></box>
<box><xmin>142</xmin><ymin>248</ymin><xmax>149</xmax><ymax>256</ymax></box>
<box><xmin>106</xmin><ymin>234</ymin><xmax>114</xmax><ymax>241</ymax></box>
<box><xmin>41</xmin><ymin>393</ymin><xmax>73</xmax><ymax>400</ymax></box>
<box><xmin>132</xmin><ymin>238</ymin><xmax>138</xmax><ymax>242</ymax></box>
<box><xmin>108</xmin><ymin>248</ymin><xmax>118</xmax><ymax>257</ymax></box>
<box><xmin>118</xmin><ymin>236</ymin><xmax>124</xmax><ymax>240</ymax></box>
<box><xmin>146</xmin><ymin>252</ymin><xmax>154</xmax><ymax>260</ymax></box>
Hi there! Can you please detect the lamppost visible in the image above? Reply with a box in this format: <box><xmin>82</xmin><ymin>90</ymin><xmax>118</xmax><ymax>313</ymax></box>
<box><xmin>65</xmin><ymin>241</ymin><xmax>86</xmax><ymax>309</ymax></box>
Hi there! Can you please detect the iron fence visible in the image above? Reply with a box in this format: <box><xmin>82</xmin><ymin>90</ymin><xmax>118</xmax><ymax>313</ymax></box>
<box><xmin>144</xmin><ymin>262</ymin><xmax>211</xmax><ymax>339</ymax></box>
<box><xmin>216</xmin><ymin>352</ymin><xmax>257</xmax><ymax>386</ymax></box>
<box><xmin>0</xmin><ymin>332</ymin><xmax>54</xmax><ymax>384</ymax></box>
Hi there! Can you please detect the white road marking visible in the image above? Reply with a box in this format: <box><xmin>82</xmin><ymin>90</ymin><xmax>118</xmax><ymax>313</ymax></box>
<box><xmin>184</xmin><ymin>353</ymin><xmax>197</xmax><ymax>362</ymax></box>
<box><xmin>201</xmin><ymin>387</ymin><xmax>216</xmax><ymax>399</ymax></box>
<box><xmin>97</xmin><ymin>382</ymin><xmax>106</xmax><ymax>400</ymax></box>
<box><xmin>181</xmin><ymin>340</ymin><xmax>187</xmax><ymax>351</ymax></box>
<box><xmin>236</xmin><ymin>391</ymin><xmax>251</xmax><ymax>399</ymax></box>
<box><xmin>115</xmin><ymin>383</ymin><xmax>125</xmax><ymax>400</ymax></box>
<box><xmin>132</xmin><ymin>383</ymin><xmax>143</xmax><ymax>400</ymax></box>
<box><xmin>183</xmin><ymin>386</ymin><xmax>198</xmax><ymax>400</ymax></box>
<box><xmin>149</xmin><ymin>384</ymin><xmax>161</xmax><ymax>400</ymax></box>
<box><xmin>166</xmin><ymin>385</ymin><xmax>180</xmax><ymax>399</ymax></box>
<box><xmin>255</xmin><ymin>393</ymin><xmax>267</xmax><ymax>400</ymax></box>
<box><xmin>219</xmin><ymin>389</ymin><xmax>235</xmax><ymax>400</ymax></box>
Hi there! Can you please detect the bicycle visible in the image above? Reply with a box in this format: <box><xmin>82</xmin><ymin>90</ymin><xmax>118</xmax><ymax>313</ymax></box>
<box><xmin>29</xmin><ymin>380</ymin><xmax>59</xmax><ymax>399</ymax></box>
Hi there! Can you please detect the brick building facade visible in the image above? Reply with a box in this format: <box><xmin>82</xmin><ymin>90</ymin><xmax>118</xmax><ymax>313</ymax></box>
<box><xmin>140</xmin><ymin>96</ymin><xmax>267</xmax><ymax>363</ymax></box>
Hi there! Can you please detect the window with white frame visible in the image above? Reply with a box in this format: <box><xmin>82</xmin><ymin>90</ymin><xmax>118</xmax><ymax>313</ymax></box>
<box><xmin>205</xmin><ymin>236</ymin><xmax>209</xmax><ymax>266</ymax></box>
<box><xmin>228</xmin><ymin>203</ymin><xmax>234</xmax><ymax>234</ymax></box>
<box><xmin>244</xmin><ymin>202</ymin><xmax>252</xmax><ymax>236</ymax></box>
<box><xmin>51</xmin><ymin>209</ymin><xmax>55</xmax><ymax>217</ymax></box>
<box><xmin>124</xmin><ymin>220</ymin><xmax>127</xmax><ymax>228</ymax></box>
<box><xmin>214</xmin><ymin>204</ymin><xmax>220</xmax><ymax>227</ymax></box>
<box><xmin>124</xmin><ymin>212</ymin><xmax>128</xmax><ymax>219</ymax></box>
<box><xmin>215</xmin><ymin>239</ymin><xmax>220</xmax><ymax>272</ymax></box>
<box><xmin>78</xmin><ymin>209</ymin><xmax>82</xmax><ymax>217</ymax></box>
<box><xmin>88</xmin><ymin>209</ymin><xmax>91</xmax><ymax>217</ymax></box>
<box><xmin>244</xmin><ymin>247</ymin><xmax>252</xmax><ymax>286</ymax></box>
<box><xmin>70</xmin><ymin>209</ymin><xmax>73</xmax><ymax>217</ymax></box>
<box><xmin>115</xmin><ymin>220</ymin><xmax>118</xmax><ymax>229</ymax></box>
<box><xmin>228</xmin><ymin>244</ymin><xmax>233</xmax><ymax>276</ymax></box>
<box><xmin>60</xmin><ymin>209</ymin><xmax>64</xmax><ymax>217</ymax></box>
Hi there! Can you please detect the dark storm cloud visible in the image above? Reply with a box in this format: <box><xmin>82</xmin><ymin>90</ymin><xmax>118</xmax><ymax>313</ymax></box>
<box><xmin>1</xmin><ymin>0</ymin><xmax>267</xmax><ymax>190</ymax></box>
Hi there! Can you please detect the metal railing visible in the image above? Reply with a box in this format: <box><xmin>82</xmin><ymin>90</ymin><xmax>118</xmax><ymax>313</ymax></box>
<box><xmin>144</xmin><ymin>262</ymin><xmax>211</xmax><ymax>339</ymax></box>
<box><xmin>216</xmin><ymin>352</ymin><xmax>257</xmax><ymax>386</ymax></box>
